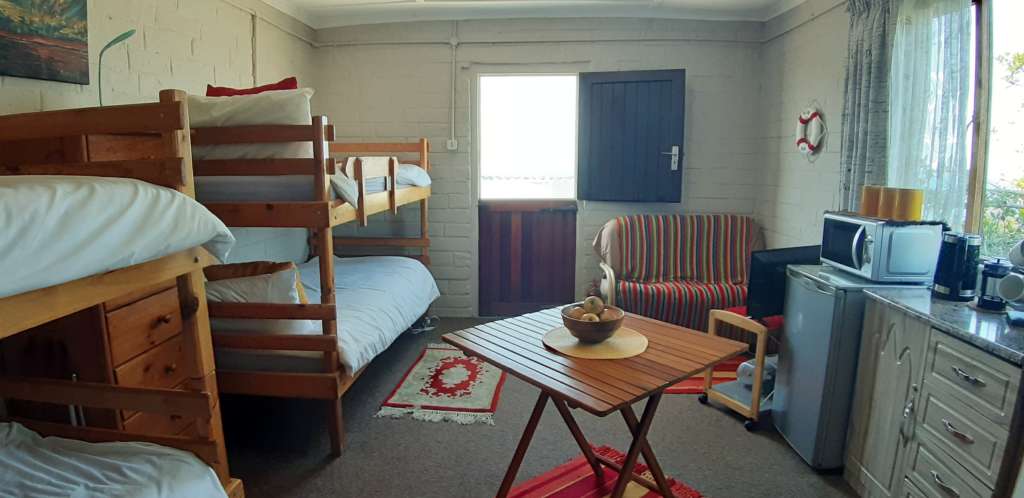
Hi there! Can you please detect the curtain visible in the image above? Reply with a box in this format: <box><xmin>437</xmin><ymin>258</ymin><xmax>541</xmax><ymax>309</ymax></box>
<box><xmin>841</xmin><ymin>0</ymin><xmax>898</xmax><ymax>211</ymax></box>
<box><xmin>887</xmin><ymin>0</ymin><xmax>973</xmax><ymax>230</ymax></box>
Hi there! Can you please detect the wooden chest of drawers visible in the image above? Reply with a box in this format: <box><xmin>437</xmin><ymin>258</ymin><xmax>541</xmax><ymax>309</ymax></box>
<box><xmin>0</xmin><ymin>279</ymin><xmax>194</xmax><ymax>437</ymax></box>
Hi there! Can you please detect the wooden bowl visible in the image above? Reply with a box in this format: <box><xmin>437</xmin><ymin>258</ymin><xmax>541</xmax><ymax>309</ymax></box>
<box><xmin>560</xmin><ymin>304</ymin><xmax>624</xmax><ymax>344</ymax></box>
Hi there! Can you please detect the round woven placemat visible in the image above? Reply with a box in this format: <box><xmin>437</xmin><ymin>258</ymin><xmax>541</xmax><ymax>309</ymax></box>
<box><xmin>542</xmin><ymin>326</ymin><xmax>648</xmax><ymax>359</ymax></box>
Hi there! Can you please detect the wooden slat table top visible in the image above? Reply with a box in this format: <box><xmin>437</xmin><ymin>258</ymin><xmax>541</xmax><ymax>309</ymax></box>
<box><xmin>442</xmin><ymin>308</ymin><xmax>748</xmax><ymax>416</ymax></box>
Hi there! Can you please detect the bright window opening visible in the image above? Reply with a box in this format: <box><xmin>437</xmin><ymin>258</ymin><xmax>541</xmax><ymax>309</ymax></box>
<box><xmin>479</xmin><ymin>75</ymin><xmax>577</xmax><ymax>200</ymax></box>
<box><xmin>980</xmin><ymin>0</ymin><xmax>1024</xmax><ymax>258</ymax></box>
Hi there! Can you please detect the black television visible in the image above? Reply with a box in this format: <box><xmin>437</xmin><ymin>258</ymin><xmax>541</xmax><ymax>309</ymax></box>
<box><xmin>747</xmin><ymin>245</ymin><xmax>822</xmax><ymax>320</ymax></box>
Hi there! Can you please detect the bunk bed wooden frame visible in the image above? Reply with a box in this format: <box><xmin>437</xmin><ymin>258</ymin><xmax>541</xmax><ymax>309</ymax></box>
<box><xmin>0</xmin><ymin>90</ymin><xmax>243</xmax><ymax>498</ymax></box>
<box><xmin>330</xmin><ymin>140</ymin><xmax>432</xmax><ymax>265</ymax></box>
<box><xmin>183</xmin><ymin>95</ymin><xmax>431</xmax><ymax>456</ymax></box>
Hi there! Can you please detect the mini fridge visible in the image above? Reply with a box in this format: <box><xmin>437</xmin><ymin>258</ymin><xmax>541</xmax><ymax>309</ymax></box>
<box><xmin>771</xmin><ymin>265</ymin><xmax>921</xmax><ymax>470</ymax></box>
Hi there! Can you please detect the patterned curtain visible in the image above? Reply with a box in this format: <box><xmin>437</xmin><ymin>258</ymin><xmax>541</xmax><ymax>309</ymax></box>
<box><xmin>887</xmin><ymin>0</ymin><xmax>973</xmax><ymax>230</ymax></box>
<box><xmin>840</xmin><ymin>0</ymin><xmax>898</xmax><ymax>211</ymax></box>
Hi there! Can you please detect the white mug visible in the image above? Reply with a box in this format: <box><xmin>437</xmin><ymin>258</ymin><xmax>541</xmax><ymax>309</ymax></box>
<box><xmin>998</xmin><ymin>272</ymin><xmax>1024</xmax><ymax>303</ymax></box>
<box><xmin>1010</xmin><ymin>240</ymin><xmax>1024</xmax><ymax>268</ymax></box>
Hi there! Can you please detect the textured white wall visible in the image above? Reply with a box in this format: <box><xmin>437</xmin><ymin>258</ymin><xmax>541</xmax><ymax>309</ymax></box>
<box><xmin>757</xmin><ymin>0</ymin><xmax>849</xmax><ymax>247</ymax></box>
<box><xmin>318</xmin><ymin>18</ymin><xmax>767</xmax><ymax>316</ymax></box>
<box><xmin>0</xmin><ymin>0</ymin><xmax>319</xmax><ymax>265</ymax></box>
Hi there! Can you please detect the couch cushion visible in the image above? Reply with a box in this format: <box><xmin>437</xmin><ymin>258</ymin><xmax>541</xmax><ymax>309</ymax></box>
<box><xmin>617</xmin><ymin>280</ymin><xmax>747</xmax><ymax>331</ymax></box>
<box><xmin>594</xmin><ymin>214</ymin><xmax>762</xmax><ymax>284</ymax></box>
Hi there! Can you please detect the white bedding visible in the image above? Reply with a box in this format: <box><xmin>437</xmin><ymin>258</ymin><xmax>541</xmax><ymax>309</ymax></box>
<box><xmin>0</xmin><ymin>176</ymin><xmax>235</xmax><ymax>299</ymax></box>
<box><xmin>214</xmin><ymin>256</ymin><xmax>439</xmax><ymax>374</ymax></box>
<box><xmin>0</xmin><ymin>422</ymin><xmax>227</xmax><ymax>498</ymax></box>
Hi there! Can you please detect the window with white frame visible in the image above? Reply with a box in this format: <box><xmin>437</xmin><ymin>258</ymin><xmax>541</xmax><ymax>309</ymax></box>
<box><xmin>478</xmin><ymin>74</ymin><xmax>578</xmax><ymax>200</ymax></box>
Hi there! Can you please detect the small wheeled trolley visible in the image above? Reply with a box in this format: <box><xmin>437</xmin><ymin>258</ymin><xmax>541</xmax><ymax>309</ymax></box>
<box><xmin>697</xmin><ymin>309</ymin><xmax>774</xmax><ymax>431</ymax></box>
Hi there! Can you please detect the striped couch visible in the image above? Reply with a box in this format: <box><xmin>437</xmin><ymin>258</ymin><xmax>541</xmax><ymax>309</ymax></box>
<box><xmin>593</xmin><ymin>214</ymin><xmax>763</xmax><ymax>331</ymax></box>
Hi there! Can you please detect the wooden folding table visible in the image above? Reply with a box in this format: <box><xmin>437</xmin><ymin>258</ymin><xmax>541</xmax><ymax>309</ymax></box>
<box><xmin>443</xmin><ymin>308</ymin><xmax>747</xmax><ymax>498</ymax></box>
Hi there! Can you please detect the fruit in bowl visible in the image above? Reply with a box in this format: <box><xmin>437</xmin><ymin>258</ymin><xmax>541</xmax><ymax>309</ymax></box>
<box><xmin>560</xmin><ymin>297</ymin><xmax>624</xmax><ymax>344</ymax></box>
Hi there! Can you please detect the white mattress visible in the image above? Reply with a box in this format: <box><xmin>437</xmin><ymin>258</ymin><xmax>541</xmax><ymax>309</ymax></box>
<box><xmin>0</xmin><ymin>422</ymin><xmax>227</xmax><ymax>498</ymax></box>
<box><xmin>214</xmin><ymin>256</ymin><xmax>439</xmax><ymax>374</ymax></box>
<box><xmin>0</xmin><ymin>176</ymin><xmax>235</xmax><ymax>299</ymax></box>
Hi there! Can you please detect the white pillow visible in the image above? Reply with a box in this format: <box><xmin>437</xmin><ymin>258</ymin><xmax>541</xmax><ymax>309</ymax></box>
<box><xmin>206</xmin><ymin>268</ymin><xmax>319</xmax><ymax>335</ymax></box>
<box><xmin>398</xmin><ymin>164</ymin><xmax>431</xmax><ymax>186</ymax></box>
<box><xmin>188</xmin><ymin>88</ymin><xmax>315</xmax><ymax>160</ymax></box>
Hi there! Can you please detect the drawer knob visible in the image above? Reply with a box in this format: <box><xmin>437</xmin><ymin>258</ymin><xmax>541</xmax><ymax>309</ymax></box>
<box><xmin>951</xmin><ymin>366</ymin><xmax>986</xmax><ymax>387</ymax></box>
<box><xmin>155</xmin><ymin>314</ymin><xmax>174</xmax><ymax>326</ymax></box>
<box><xmin>942</xmin><ymin>419</ymin><xmax>975</xmax><ymax>444</ymax></box>
<box><xmin>931</xmin><ymin>470</ymin><xmax>960</xmax><ymax>497</ymax></box>
<box><xmin>164</xmin><ymin>363</ymin><xmax>177</xmax><ymax>375</ymax></box>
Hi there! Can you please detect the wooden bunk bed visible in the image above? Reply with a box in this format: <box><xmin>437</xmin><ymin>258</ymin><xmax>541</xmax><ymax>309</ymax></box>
<box><xmin>0</xmin><ymin>90</ymin><xmax>243</xmax><ymax>497</ymax></box>
<box><xmin>330</xmin><ymin>140</ymin><xmax>432</xmax><ymax>264</ymax></box>
<box><xmin>184</xmin><ymin>97</ymin><xmax>433</xmax><ymax>456</ymax></box>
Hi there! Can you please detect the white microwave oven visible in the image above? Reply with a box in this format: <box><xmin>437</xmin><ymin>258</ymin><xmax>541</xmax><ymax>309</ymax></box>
<box><xmin>820</xmin><ymin>212</ymin><xmax>943</xmax><ymax>283</ymax></box>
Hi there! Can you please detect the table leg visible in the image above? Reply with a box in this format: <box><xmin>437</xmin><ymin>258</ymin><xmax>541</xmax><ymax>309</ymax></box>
<box><xmin>552</xmin><ymin>397</ymin><xmax>604</xmax><ymax>479</ymax></box>
<box><xmin>497</xmin><ymin>391</ymin><xmax>549</xmax><ymax>498</ymax></box>
<box><xmin>622</xmin><ymin>400</ymin><xmax>674</xmax><ymax>497</ymax></box>
<box><xmin>610</xmin><ymin>393</ymin><xmax>664</xmax><ymax>498</ymax></box>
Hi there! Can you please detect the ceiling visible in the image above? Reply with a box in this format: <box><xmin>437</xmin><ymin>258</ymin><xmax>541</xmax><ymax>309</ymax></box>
<box><xmin>266</xmin><ymin>0</ymin><xmax>807</xmax><ymax>29</ymax></box>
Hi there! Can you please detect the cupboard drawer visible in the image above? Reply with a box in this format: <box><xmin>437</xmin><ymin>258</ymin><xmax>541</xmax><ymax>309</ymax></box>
<box><xmin>918</xmin><ymin>382</ymin><xmax>1007</xmax><ymax>487</ymax></box>
<box><xmin>906</xmin><ymin>437</ymin><xmax>991</xmax><ymax>498</ymax></box>
<box><xmin>123</xmin><ymin>406</ymin><xmax>191</xmax><ymax>436</ymax></box>
<box><xmin>925</xmin><ymin>330</ymin><xmax>1019</xmax><ymax>428</ymax></box>
<box><xmin>105</xmin><ymin>280</ymin><xmax>176</xmax><ymax>311</ymax></box>
<box><xmin>106</xmin><ymin>288</ymin><xmax>182</xmax><ymax>366</ymax></box>
<box><xmin>114</xmin><ymin>335</ymin><xmax>186</xmax><ymax>390</ymax></box>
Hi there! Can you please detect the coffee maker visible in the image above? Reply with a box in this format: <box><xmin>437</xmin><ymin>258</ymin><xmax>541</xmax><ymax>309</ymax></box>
<box><xmin>933</xmin><ymin>232</ymin><xmax>981</xmax><ymax>301</ymax></box>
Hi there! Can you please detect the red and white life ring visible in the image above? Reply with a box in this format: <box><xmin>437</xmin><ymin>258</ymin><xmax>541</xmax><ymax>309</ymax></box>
<box><xmin>795</xmin><ymin>107</ymin><xmax>825</xmax><ymax>155</ymax></box>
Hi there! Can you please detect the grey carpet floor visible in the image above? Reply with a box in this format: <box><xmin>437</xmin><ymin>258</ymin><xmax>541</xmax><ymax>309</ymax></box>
<box><xmin>222</xmin><ymin>318</ymin><xmax>856</xmax><ymax>498</ymax></box>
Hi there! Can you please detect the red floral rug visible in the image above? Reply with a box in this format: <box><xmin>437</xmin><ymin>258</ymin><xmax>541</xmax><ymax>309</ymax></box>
<box><xmin>510</xmin><ymin>446</ymin><xmax>704</xmax><ymax>498</ymax></box>
<box><xmin>376</xmin><ymin>343</ymin><xmax>507</xmax><ymax>425</ymax></box>
<box><xmin>664</xmin><ymin>356</ymin><xmax>747</xmax><ymax>395</ymax></box>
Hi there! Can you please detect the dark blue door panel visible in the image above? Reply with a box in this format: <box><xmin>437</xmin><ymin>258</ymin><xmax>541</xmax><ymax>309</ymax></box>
<box><xmin>577</xmin><ymin>69</ymin><xmax>685</xmax><ymax>202</ymax></box>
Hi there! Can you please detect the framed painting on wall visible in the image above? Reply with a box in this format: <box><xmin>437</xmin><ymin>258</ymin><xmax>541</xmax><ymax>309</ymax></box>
<box><xmin>0</xmin><ymin>0</ymin><xmax>88</xmax><ymax>84</ymax></box>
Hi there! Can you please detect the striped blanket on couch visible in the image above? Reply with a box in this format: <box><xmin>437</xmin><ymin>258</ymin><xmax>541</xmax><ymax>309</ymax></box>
<box><xmin>593</xmin><ymin>214</ymin><xmax>763</xmax><ymax>331</ymax></box>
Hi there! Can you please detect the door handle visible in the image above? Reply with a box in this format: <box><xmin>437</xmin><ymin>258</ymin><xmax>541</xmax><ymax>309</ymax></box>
<box><xmin>931</xmin><ymin>471</ymin><xmax>960</xmax><ymax>497</ymax></box>
<box><xmin>661</xmin><ymin>145</ymin><xmax>679</xmax><ymax>171</ymax></box>
<box><xmin>951</xmin><ymin>366</ymin><xmax>986</xmax><ymax>387</ymax></box>
<box><xmin>942</xmin><ymin>419</ymin><xmax>975</xmax><ymax>444</ymax></box>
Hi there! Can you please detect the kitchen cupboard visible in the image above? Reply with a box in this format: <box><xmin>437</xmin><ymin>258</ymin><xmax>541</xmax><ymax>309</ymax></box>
<box><xmin>846</xmin><ymin>296</ymin><xmax>1021</xmax><ymax>497</ymax></box>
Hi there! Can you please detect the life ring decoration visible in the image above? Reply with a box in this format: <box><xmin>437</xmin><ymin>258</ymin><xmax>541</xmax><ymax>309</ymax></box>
<box><xmin>795</xmin><ymin>107</ymin><xmax>825</xmax><ymax>155</ymax></box>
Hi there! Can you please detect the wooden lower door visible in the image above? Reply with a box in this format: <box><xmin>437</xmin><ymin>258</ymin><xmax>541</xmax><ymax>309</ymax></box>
<box><xmin>479</xmin><ymin>200</ymin><xmax>577</xmax><ymax>316</ymax></box>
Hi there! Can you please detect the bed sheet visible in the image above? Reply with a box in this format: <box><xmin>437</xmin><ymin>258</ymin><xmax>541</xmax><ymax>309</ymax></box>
<box><xmin>214</xmin><ymin>256</ymin><xmax>439</xmax><ymax>374</ymax></box>
<box><xmin>0</xmin><ymin>176</ymin><xmax>235</xmax><ymax>299</ymax></box>
<box><xmin>0</xmin><ymin>422</ymin><xmax>227</xmax><ymax>498</ymax></box>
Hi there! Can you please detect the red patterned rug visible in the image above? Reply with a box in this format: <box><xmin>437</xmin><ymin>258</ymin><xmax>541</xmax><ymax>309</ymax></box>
<box><xmin>510</xmin><ymin>446</ymin><xmax>704</xmax><ymax>498</ymax></box>
<box><xmin>376</xmin><ymin>343</ymin><xmax>507</xmax><ymax>425</ymax></box>
<box><xmin>664</xmin><ymin>356</ymin><xmax>747</xmax><ymax>395</ymax></box>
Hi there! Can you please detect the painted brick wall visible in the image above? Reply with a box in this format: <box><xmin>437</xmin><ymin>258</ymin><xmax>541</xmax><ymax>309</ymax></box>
<box><xmin>317</xmin><ymin>18</ymin><xmax>767</xmax><ymax>316</ymax></box>
<box><xmin>757</xmin><ymin>0</ymin><xmax>849</xmax><ymax>247</ymax></box>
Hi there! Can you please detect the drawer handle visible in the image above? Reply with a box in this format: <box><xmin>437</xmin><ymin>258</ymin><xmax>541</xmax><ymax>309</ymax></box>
<box><xmin>942</xmin><ymin>419</ymin><xmax>975</xmax><ymax>444</ymax></box>
<box><xmin>951</xmin><ymin>366</ymin><xmax>986</xmax><ymax>387</ymax></box>
<box><xmin>931</xmin><ymin>471</ymin><xmax>960</xmax><ymax>497</ymax></box>
<box><xmin>164</xmin><ymin>363</ymin><xmax>177</xmax><ymax>375</ymax></box>
<box><xmin>155</xmin><ymin>314</ymin><xmax>174</xmax><ymax>326</ymax></box>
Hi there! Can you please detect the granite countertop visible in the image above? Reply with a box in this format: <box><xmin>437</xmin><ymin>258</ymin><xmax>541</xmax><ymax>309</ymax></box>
<box><xmin>865</xmin><ymin>287</ymin><xmax>1024</xmax><ymax>367</ymax></box>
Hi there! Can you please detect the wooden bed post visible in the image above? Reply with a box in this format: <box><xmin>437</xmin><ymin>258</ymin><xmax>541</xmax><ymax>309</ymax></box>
<box><xmin>419</xmin><ymin>138</ymin><xmax>431</xmax><ymax>266</ymax></box>
<box><xmin>313</xmin><ymin>115</ymin><xmax>344</xmax><ymax>456</ymax></box>
<box><xmin>159</xmin><ymin>89</ymin><xmax>231</xmax><ymax>481</ymax></box>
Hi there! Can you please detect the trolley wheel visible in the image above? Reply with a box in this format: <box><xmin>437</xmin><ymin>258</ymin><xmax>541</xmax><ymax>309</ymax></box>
<box><xmin>697</xmin><ymin>393</ymin><xmax>709</xmax><ymax>405</ymax></box>
<box><xmin>743</xmin><ymin>420</ymin><xmax>756</xmax><ymax>432</ymax></box>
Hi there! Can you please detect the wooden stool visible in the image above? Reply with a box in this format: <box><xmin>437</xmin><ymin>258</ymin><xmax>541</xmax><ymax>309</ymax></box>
<box><xmin>698</xmin><ymin>309</ymin><xmax>773</xmax><ymax>431</ymax></box>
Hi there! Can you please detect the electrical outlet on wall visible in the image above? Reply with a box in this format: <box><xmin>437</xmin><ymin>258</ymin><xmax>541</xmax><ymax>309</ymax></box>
<box><xmin>446</xmin><ymin>138</ymin><xmax>458</xmax><ymax>151</ymax></box>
